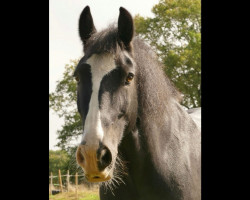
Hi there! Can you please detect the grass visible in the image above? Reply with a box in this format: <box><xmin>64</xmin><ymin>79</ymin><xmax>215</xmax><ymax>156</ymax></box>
<box><xmin>49</xmin><ymin>187</ymin><xmax>99</xmax><ymax>200</ymax></box>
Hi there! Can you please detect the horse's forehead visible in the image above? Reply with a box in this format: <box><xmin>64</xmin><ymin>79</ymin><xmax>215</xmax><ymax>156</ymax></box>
<box><xmin>86</xmin><ymin>53</ymin><xmax>116</xmax><ymax>78</ymax></box>
<box><xmin>82</xmin><ymin>53</ymin><xmax>117</xmax><ymax>145</ymax></box>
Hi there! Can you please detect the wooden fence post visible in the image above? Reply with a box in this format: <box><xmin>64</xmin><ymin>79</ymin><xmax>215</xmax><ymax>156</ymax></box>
<box><xmin>50</xmin><ymin>172</ymin><xmax>53</xmax><ymax>195</ymax></box>
<box><xmin>67</xmin><ymin>170</ymin><xmax>70</xmax><ymax>192</ymax></box>
<box><xmin>58</xmin><ymin>169</ymin><xmax>63</xmax><ymax>193</ymax></box>
<box><xmin>75</xmin><ymin>172</ymin><xmax>78</xmax><ymax>200</ymax></box>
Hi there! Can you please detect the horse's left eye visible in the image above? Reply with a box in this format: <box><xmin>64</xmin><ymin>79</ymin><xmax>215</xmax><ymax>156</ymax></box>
<box><xmin>125</xmin><ymin>73</ymin><xmax>134</xmax><ymax>85</ymax></box>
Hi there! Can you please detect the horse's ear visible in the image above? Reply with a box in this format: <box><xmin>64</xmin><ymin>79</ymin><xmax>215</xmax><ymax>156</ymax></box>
<box><xmin>79</xmin><ymin>6</ymin><xmax>96</xmax><ymax>45</ymax></box>
<box><xmin>118</xmin><ymin>7</ymin><xmax>134</xmax><ymax>50</ymax></box>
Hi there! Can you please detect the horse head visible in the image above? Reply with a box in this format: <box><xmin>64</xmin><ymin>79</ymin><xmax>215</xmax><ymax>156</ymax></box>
<box><xmin>74</xmin><ymin>6</ymin><xmax>137</xmax><ymax>183</ymax></box>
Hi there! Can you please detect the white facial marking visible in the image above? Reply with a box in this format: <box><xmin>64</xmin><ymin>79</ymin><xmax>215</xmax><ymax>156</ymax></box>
<box><xmin>82</xmin><ymin>53</ymin><xmax>116</xmax><ymax>147</ymax></box>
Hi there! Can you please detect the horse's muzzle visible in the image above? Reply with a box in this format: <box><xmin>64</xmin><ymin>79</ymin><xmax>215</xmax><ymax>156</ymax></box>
<box><xmin>76</xmin><ymin>144</ymin><xmax>112</xmax><ymax>182</ymax></box>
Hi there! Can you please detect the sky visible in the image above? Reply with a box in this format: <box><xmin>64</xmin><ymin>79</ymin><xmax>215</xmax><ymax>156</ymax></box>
<box><xmin>49</xmin><ymin>0</ymin><xmax>158</xmax><ymax>150</ymax></box>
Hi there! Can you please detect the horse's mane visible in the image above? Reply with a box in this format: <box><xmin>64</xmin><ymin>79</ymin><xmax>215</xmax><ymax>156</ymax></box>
<box><xmin>85</xmin><ymin>24</ymin><xmax>183</xmax><ymax>119</ymax></box>
<box><xmin>132</xmin><ymin>38</ymin><xmax>183</xmax><ymax>115</ymax></box>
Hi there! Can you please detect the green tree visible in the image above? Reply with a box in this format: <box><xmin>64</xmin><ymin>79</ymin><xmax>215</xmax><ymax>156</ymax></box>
<box><xmin>134</xmin><ymin>0</ymin><xmax>201</xmax><ymax>108</ymax></box>
<box><xmin>49</xmin><ymin>60</ymin><xmax>82</xmax><ymax>150</ymax></box>
<box><xmin>49</xmin><ymin>150</ymin><xmax>70</xmax><ymax>184</ymax></box>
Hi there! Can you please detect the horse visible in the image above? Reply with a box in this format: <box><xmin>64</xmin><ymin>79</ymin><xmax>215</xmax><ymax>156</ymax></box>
<box><xmin>74</xmin><ymin>6</ymin><xmax>201</xmax><ymax>200</ymax></box>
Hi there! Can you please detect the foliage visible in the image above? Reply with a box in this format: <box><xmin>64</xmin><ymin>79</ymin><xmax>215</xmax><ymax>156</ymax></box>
<box><xmin>49</xmin><ymin>150</ymin><xmax>71</xmax><ymax>183</ymax></box>
<box><xmin>49</xmin><ymin>60</ymin><xmax>82</xmax><ymax>150</ymax></box>
<box><xmin>134</xmin><ymin>0</ymin><xmax>201</xmax><ymax>108</ymax></box>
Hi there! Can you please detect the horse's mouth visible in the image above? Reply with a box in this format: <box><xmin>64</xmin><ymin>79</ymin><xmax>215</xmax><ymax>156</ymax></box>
<box><xmin>86</xmin><ymin>174</ymin><xmax>111</xmax><ymax>183</ymax></box>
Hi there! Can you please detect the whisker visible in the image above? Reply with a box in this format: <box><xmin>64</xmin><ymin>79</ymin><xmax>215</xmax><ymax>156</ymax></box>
<box><xmin>99</xmin><ymin>153</ymin><xmax>128</xmax><ymax>196</ymax></box>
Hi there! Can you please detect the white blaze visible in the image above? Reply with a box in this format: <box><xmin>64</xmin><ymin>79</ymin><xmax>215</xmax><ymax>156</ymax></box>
<box><xmin>82</xmin><ymin>53</ymin><xmax>116</xmax><ymax>147</ymax></box>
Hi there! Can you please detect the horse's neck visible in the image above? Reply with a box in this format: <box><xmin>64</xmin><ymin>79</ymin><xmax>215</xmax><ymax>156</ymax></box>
<box><xmin>124</xmin><ymin>99</ymin><xmax>200</xmax><ymax>177</ymax></box>
<box><xmin>140</xmin><ymin>99</ymin><xmax>199</xmax><ymax>140</ymax></box>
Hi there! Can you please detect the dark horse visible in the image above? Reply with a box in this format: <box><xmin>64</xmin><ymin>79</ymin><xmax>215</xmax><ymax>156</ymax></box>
<box><xmin>74</xmin><ymin>6</ymin><xmax>201</xmax><ymax>200</ymax></box>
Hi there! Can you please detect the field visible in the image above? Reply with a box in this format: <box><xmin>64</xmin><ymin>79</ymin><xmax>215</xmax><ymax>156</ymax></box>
<box><xmin>49</xmin><ymin>185</ymin><xmax>99</xmax><ymax>200</ymax></box>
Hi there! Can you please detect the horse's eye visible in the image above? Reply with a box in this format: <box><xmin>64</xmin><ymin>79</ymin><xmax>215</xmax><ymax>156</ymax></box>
<box><xmin>125</xmin><ymin>73</ymin><xmax>134</xmax><ymax>85</ymax></box>
<box><xmin>75</xmin><ymin>76</ymin><xmax>80</xmax><ymax>83</ymax></box>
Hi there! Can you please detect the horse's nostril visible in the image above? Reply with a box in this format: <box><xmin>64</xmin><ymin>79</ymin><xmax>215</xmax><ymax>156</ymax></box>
<box><xmin>97</xmin><ymin>146</ymin><xmax>112</xmax><ymax>171</ymax></box>
<box><xmin>93</xmin><ymin>176</ymin><xmax>100</xmax><ymax>179</ymax></box>
<box><xmin>76</xmin><ymin>146</ymin><xmax>84</xmax><ymax>165</ymax></box>
<box><xmin>101</xmin><ymin>149</ymin><xmax>111</xmax><ymax>163</ymax></box>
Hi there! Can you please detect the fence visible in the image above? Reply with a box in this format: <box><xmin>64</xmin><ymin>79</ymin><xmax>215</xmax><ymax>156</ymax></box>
<box><xmin>49</xmin><ymin>169</ymin><xmax>85</xmax><ymax>199</ymax></box>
